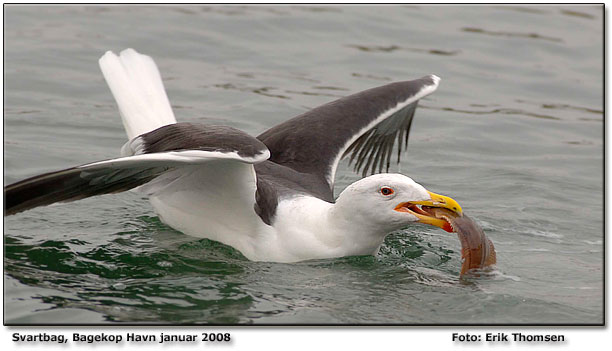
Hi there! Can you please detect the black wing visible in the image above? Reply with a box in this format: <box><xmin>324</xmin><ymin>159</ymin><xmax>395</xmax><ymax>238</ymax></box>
<box><xmin>257</xmin><ymin>75</ymin><xmax>440</xmax><ymax>189</ymax></box>
<box><xmin>4</xmin><ymin>164</ymin><xmax>167</xmax><ymax>216</ymax></box>
<box><xmin>5</xmin><ymin>123</ymin><xmax>269</xmax><ymax>216</ymax></box>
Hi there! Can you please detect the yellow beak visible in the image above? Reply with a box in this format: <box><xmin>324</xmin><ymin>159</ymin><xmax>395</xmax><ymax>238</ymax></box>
<box><xmin>412</xmin><ymin>191</ymin><xmax>462</xmax><ymax>215</ymax></box>
<box><xmin>394</xmin><ymin>191</ymin><xmax>462</xmax><ymax>232</ymax></box>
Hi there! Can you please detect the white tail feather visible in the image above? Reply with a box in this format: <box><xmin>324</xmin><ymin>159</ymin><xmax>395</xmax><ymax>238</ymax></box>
<box><xmin>99</xmin><ymin>49</ymin><xmax>177</xmax><ymax>140</ymax></box>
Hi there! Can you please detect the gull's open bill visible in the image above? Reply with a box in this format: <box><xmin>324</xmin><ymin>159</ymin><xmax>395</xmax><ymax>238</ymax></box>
<box><xmin>5</xmin><ymin>48</ymin><xmax>474</xmax><ymax>267</ymax></box>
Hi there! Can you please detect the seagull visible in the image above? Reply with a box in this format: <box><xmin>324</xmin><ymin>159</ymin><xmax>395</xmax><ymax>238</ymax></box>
<box><xmin>4</xmin><ymin>48</ymin><xmax>462</xmax><ymax>263</ymax></box>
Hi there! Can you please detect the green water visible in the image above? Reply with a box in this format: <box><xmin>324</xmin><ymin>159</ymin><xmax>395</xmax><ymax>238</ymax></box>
<box><xmin>3</xmin><ymin>5</ymin><xmax>603</xmax><ymax>324</ymax></box>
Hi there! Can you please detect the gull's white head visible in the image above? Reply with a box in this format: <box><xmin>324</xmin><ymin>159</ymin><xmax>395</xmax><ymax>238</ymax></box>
<box><xmin>333</xmin><ymin>173</ymin><xmax>462</xmax><ymax>235</ymax></box>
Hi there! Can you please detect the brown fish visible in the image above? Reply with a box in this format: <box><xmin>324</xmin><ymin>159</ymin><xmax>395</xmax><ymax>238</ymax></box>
<box><xmin>423</xmin><ymin>207</ymin><xmax>496</xmax><ymax>275</ymax></box>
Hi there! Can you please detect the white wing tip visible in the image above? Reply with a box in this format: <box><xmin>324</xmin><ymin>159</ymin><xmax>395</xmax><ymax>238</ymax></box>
<box><xmin>240</xmin><ymin>149</ymin><xmax>271</xmax><ymax>164</ymax></box>
<box><xmin>259</xmin><ymin>149</ymin><xmax>271</xmax><ymax>162</ymax></box>
<box><xmin>120</xmin><ymin>48</ymin><xmax>138</xmax><ymax>55</ymax></box>
<box><xmin>119</xmin><ymin>48</ymin><xmax>152</xmax><ymax>62</ymax></box>
<box><xmin>429</xmin><ymin>74</ymin><xmax>441</xmax><ymax>85</ymax></box>
<box><xmin>99</xmin><ymin>50</ymin><xmax>116</xmax><ymax>65</ymax></box>
<box><xmin>99</xmin><ymin>48</ymin><xmax>143</xmax><ymax>63</ymax></box>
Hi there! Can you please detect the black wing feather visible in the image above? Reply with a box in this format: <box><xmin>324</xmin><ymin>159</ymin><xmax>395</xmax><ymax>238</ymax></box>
<box><xmin>5</xmin><ymin>123</ymin><xmax>269</xmax><ymax>216</ymax></box>
<box><xmin>258</xmin><ymin>75</ymin><xmax>438</xmax><ymax>193</ymax></box>
<box><xmin>4</xmin><ymin>165</ymin><xmax>168</xmax><ymax>216</ymax></box>
<box><xmin>344</xmin><ymin>100</ymin><xmax>418</xmax><ymax>176</ymax></box>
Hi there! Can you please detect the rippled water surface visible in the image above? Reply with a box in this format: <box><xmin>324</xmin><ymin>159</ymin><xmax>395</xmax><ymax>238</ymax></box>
<box><xmin>3</xmin><ymin>5</ymin><xmax>603</xmax><ymax>324</ymax></box>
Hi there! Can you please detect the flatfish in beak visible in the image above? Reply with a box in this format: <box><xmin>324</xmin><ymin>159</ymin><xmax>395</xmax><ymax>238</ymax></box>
<box><xmin>422</xmin><ymin>207</ymin><xmax>496</xmax><ymax>276</ymax></box>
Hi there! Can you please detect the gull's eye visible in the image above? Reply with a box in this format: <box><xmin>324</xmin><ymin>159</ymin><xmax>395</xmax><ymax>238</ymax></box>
<box><xmin>380</xmin><ymin>187</ymin><xmax>394</xmax><ymax>196</ymax></box>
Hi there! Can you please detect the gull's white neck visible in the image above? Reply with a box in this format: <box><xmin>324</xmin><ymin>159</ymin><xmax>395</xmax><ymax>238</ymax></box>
<box><xmin>255</xmin><ymin>195</ymin><xmax>389</xmax><ymax>262</ymax></box>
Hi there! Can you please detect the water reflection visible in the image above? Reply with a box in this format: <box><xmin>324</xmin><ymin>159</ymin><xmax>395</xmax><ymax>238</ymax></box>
<box><xmin>461</xmin><ymin>27</ymin><xmax>563</xmax><ymax>42</ymax></box>
<box><xmin>347</xmin><ymin>44</ymin><xmax>460</xmax><ymax>56</ymax></box>
<box><xmin>420</xmin><ymin>104</ymin><xmax>561</xmax><ymax>120</ymax></box>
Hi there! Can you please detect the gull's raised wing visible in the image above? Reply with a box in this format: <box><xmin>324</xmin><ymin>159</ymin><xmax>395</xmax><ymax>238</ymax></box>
<box><xmin>257</xmin><ymin>75</ymin><xmax>439</xmax><ymax>190</ymax></box>
<box><xmin>5</xmin><ymin>123</ymin><xmax>269</xmax><ymax>215</ymax></box>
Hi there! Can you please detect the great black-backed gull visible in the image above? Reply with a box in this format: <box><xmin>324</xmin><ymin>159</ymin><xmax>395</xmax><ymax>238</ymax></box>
<box><xmin>5</xmin><ymin>49</ymin><xmax>462</xmax><ymax>262</ymax></box>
